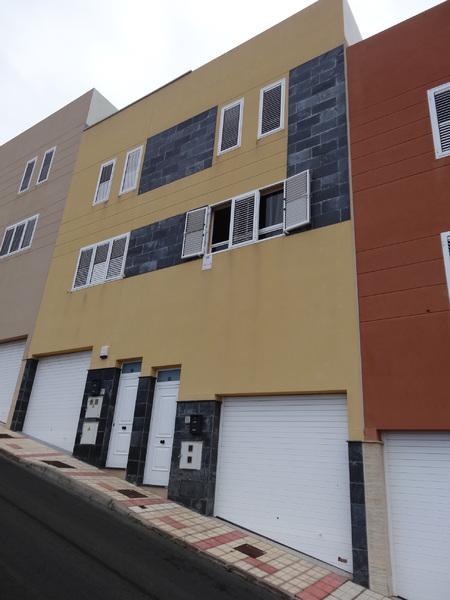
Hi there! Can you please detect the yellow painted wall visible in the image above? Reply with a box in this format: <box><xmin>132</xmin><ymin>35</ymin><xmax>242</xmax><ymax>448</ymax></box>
<box><xmin>29</xmin><ymin>0</ymin><xmax>364</xmax><ymax>438</ymax></box>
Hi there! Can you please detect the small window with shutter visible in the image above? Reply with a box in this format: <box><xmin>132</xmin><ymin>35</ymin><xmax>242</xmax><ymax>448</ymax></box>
<box><xmin>37</xmin><ymin>147</ymin><xmax>56</xmax><ymax>184</ymax></box>
<box><xmin>18</xmin><ymin>157</ymin><xmax>37</xmax><ymax>193</ymax></box>
<box><xmin>441</xmin><ymin>231</ymin><xmax>450</xmax><ymax>302</ymax></box>
<box><xmin>428</xmin><ymin>82</ymin><xmax>450</xmax><ymax>159</ymax></box>
<box><xmin>93</xmin><ymin>159</ymin><xmax>116</xmax><ymax>205</ymax></box>
<box><xmin>230</xmin><ymin>193</ymin><xmax>258</xmax><ymax>247</ymax></box>
<box><xmin>119</xmin><ymin>146</ymin><xmax>143</xmax><ymax>195</ymax></box>
<box><xmin>182</xmin><ymin>207</ymin><xmax>209</xmax><ymax>258</ymax></box>
<box><xmin>72</xmin><ymin>233</ymin><xmax>129</xmax><ymax>290</ymax></box>
<box><xmin>218</xmin><ymin>99</ymin><xmax>244</xmax><ymax>155</ymax></box>
<box><xmin>258</xmin><ymin>79</ymin><xmax>285</xmax><ymax>138</ymax></box>
<box><xmin>0</xmin><ymin>215</ymin><xmax>39</xmax><ymax>258</ymax></box>
<box><xmin>283</xmin><ymin>170</ymin><xmax>310</xmax><ymax>233</ymax></box>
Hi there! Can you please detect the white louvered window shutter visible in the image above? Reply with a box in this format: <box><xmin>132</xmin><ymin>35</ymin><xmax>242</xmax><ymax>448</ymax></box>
<box><xmin>230</xmin><ymin>194</ymin><xmax>257</xmax><ymax>247</ymax></box>
<box><xmin>94</xmin><ymin>161</ymin><xmax>115</xmax><ymax>204</ymax></box>
<box><xmin>89</xmin><ymin>242</ymin><xmax>111</xmax><ymax>284</ymax></box>
<box><xmin>428</xmin><ymin>82</ymin><xmax>450</xmax><ymax>158</ymax></box>
<box><xmin>106</xmin><ymin>235</ymin><xmax>128</xmax><ymax>280</ymax></box>
<box><xmin>120</xmin><ymin>147</ymin><xmax>142</xmax><ymax>194</ymax></box>
<box><xmin>74</xmin><ymin>248</ymin><xmax>94</xmax><ymax>289</ymax></box>
<box><xmin>21</xmin><ymin>217</ymin><xmax>37</xmax><ymax>249</ymax></box>
<box><xmin>441</xmin><ymin>231</ymin><xmax>450</xmax><ymax>302</ymax></box>
<box><xmin>283</xmin><ymin>170</ymin><xmax>310</xmax><ymax>233</ymax></box>
<box><xmin>219</xmin><ymin>100</ymin><xmax>243</xmax><ymax>153</ymax></box>
<box><xmin>182</xmin><ymin>207</ymin><xmax>208</xmax><ymax>258</ymax></box>
<box><xmin>259</xmin><ymin>80</ymin><xmax>284</xmax><ymax>137</ymax></box>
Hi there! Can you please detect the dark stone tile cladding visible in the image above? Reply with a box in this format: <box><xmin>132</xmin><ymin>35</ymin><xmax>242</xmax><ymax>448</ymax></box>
<box><xmin>287</xmin><ymin>45</ymin><xmax>350</xmax><ymax>229</ymax></box>
<box><xmin>11</xmin><ymin>358</ymin><xmax>38</xmax><ymax>431</ymax></box>
<box><xmin>124</xmin><ymin>213</ymin><xmax>186</xmax><ymax>278</ymax></box>
<box><xmin>73</xmin><ymin>368</ymin><xmax>120</xmax><ymax>467</ymax></box>
<box><xmin>348</xmin><ymin>441</ymin><xmax>369</xmax><ymax>588</ymax></box>
<box><xmin>139</xmin><ymin>107</ymin><xmax>217</xmax><ymax>194</ymax></box>
<box><xmin>168</xmin><ymin>401</ymin><xmax>221</xmax><ymax>516</ymax></box>
<box><xmin>126</xmin><ymin>376</ymin><xmax>156</xmax><ymax>485</ymax></box>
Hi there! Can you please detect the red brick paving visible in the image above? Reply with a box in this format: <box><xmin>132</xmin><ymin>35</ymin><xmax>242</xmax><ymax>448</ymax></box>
<box><xmin>194</xmin><ymin>530</ymin><xmax>246</xmax><ymax>550</ymax></box>
<box><xmin>296</xmin><ymin>573</ymin><xmax>346</xmax><ymax>599</ymax></box>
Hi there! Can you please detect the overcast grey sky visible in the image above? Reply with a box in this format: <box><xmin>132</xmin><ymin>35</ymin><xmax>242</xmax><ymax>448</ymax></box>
<box><xmin>0</xmin><ymin>0</ymin><xmax>444</xmax><ymax>144</ymax></box>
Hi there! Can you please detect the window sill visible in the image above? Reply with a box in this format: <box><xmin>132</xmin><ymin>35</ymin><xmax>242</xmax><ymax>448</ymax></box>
<box><xmin>71</xmin><ymin>274</ymin><xmax>124</xmax><ymax>292</ymax></box>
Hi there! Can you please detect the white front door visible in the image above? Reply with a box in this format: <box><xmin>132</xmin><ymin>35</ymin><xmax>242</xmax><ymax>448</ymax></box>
<box><xmin>106</xmin><ymin>362</ymin><xmax>141</xmax><ymax>469</ymax></box>
<box><xmin>143</xmin><ymin>369</ymin><xmax>180</xmax><ymax>486</ymax></box>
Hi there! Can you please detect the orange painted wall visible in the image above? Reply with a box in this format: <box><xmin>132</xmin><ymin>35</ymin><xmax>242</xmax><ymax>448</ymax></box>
<box><xmin>347</xmin><ymin>2</ymin><xmax>450</xmax><ymax>439</ymax></box>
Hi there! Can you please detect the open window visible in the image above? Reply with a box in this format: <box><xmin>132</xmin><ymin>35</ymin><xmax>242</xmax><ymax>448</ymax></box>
<box><xmin>210</xmin><ymin>202</ymin><xmax>231</xmax><ymax>253</ymax></box>
<box><xmin>259</xmin><ymin>184</ymin><xmax>284</xmax><ymax>239</ymax></box>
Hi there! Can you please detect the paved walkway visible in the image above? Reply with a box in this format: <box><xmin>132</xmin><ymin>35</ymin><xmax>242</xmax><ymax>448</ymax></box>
<box><xmin>0</xmin><ymin>425</ymin><xmax>391</xmax><ymax>600</ymax></box>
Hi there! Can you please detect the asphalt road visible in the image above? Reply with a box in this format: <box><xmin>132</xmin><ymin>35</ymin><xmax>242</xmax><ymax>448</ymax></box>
<box><xmin>0</xmin><ymin>454</ymin><xmax>281</xmax><ymax>600</ymax></box>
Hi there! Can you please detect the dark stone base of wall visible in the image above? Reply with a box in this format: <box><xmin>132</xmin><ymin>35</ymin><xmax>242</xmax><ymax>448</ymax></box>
<box><xmin>168</xmin><ymin>400</ymin><xmax>221</xmax><ymax>516</ymax></box>
<box><xmin>348</xmin><ymin>441</ymin><xmax>369</xmax><ymax>587</ymax></box>
<box><xmin>10</xmin><ymin>358</ymin><xmax>38</xmax><ymax>431</ymax></box>
<box><xmin>126</xmin><ymin>376</ymin><xmax>156</xmax><ymax>485</ymax></box>
<box><xmin>73</xmin><ymin>368</ymin><xmax>120</xmax><ymax>467</ymax></box>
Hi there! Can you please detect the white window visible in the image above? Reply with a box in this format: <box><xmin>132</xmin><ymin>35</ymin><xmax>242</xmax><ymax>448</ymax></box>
<box><xmin>258</xmin><ymin>79</ymin><xmax>285</xmax><ymax>138</ymax></box>
<box><xmin>37</xmin><ymin>147</ymin><xmax>56</xmax><ymax>184</ymax></box>
<box><xmin>181</xmin><ymin>170</ymin><xmax>310</xmax><ymax>258</ymax></box>
<box><xmin>0</xmin><ymin>215</ymin><xmax>39</xmax><ymax>258</ymax></box>
<box><xmin>441</xmin><ymin>231</ymin><xmax>450</xmax><ymax>302</ymax></box>
<box><xmin>93</xmin><ymin>159</ymin><xmax>116</xmax><ymax>205</ymax></box>
<box><xmin>119</xmin><ymin>146</ymin><xmax>143</xmax><ymax>195</ymax></box>
<box><xmin>218</xmin><ymin>98</ymin><xmax>244</xmax><ymax>155</ymax></box>
<box><xmin>18</xmin><ymin>157</ymin><xmax>37</xmax><ymax>193</ymax></box>
<box><xmin>428</xmin><ymin>82</ymin><xmax>450</xmax><ymax>159</ymax></box>
<box><xmin>72</xmin><ymin>233</ymin><xmax>129</xmax><ymax>290</ymax></box>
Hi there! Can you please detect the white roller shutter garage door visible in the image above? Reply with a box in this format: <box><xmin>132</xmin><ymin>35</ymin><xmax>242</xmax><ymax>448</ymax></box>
<box><xmin>384</xmin><ymin>432</ymin><xmax>450</xmax><ymax>600</ymax></box>
<box><xmin>23</xmin><ymin>351</ymin><xmax>91</xmax><ymax>452</ymax></box>
<box><xmin>214</xmin><ymin>395</ymin><xmax>353</xmax><ymax>571</ymax></box>
<box><xmin>0</xmin><ymin>339</ymin><xmax>26</xmax><ymax>423</ymax></box>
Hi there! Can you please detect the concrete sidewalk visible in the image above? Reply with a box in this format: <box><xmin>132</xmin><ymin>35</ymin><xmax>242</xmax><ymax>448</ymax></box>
<box><xmin>0</xmin><ymin>425</ymin><xmax>390</xmax><ymax>600</ymax></box>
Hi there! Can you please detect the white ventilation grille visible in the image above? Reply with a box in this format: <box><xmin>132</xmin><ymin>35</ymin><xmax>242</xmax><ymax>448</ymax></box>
<box><xmin>284</xmin><ymin>170</ymin><xmax>310</xmax><ymax>232</ymax></box>
<box><xmin>219</xmin><ymin>100</ymin><xmax>243</xmax><ymax>153</ymax></box>
<box><xmin>231</xmin><ymin>194</ymin><xmax>256</xmax><ymax>246</ymax></box>
<box><xmin>441</xmin><ymin>231</ymin><xmax>450</xmax><ymax>302</ymax></box>
<box><xmin>73</xmin><ymin>234</ymin><xmax>129</xmax><ymax>290</ymax></box>
<box><xmin>120</xmin><ymin>147</ymin><xmax>142</xmax><ymax>194</ymax></box>
<box><xmin>182</xmin><ymin>207</ymin><xmax>208</xmax><ymax>258</ymax></box>
<box><xmin>428</xmin><ymin>82</ymin><xmax>450</xmax><ymax>158</ymax></box>
<box><xmin>94</xmin><ymin>160</ymin><xmax>115</xmax><ymax>204</ymax></box>
<box><xmin>259</xmin><ymin>80</ymin><xmax>284</xmax><ymax>137</ymax></box>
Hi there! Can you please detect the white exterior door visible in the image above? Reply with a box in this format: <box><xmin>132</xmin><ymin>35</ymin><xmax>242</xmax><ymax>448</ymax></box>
<box><xmin>0</xmin><ymin>339</ymin><xmax>26</xmax><ymax>423</ymax></box>
<box><xmin>143</xmin><ymin>370</ymin><xmax>180</xmax><ymax>486</ymax></box>
<box><xmin>23</xmin><ymin>351</ymin><xmax>91</xmax><ymax>452</ymax></box>
<box><xmin>384</xmin><ymin>432</ymin><xmax>450</xmax><ymax>600</ymax></box>
<box><xmin>106</xmin><ymin>364</ymin><xmax>141</xmax><ymax>469</ymax></box>
<box><xmin>214</xmin><ymin>395</ymin><xmax>353</xmax><ymax>571</ymax></box>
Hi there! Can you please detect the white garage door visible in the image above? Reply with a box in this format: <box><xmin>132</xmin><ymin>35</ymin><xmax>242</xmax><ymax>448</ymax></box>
<box><xmin>23</xmin><ymin>351</ymin><xmax>91</xmax><ymax>452</ymax></box>
<box><xmin>384</xmin><ymin>433</ymin><xmax>450</xmax><ymax>600</ymax></box>
<box><xmin>0</xmin><ymin>339</ymin><xmax>26</xmax><ymax>423</ymax></box>
<box><xmin>214</xmin><ymin>395</ymin><xmax>353</xmax><ymax>571</ymax></box>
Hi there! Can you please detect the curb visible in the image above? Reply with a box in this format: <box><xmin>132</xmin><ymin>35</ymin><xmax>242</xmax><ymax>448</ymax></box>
<box><xmin>0</xmin><ymin>446</ymin><xmax>288</xmax><ymax>599</ymax></box>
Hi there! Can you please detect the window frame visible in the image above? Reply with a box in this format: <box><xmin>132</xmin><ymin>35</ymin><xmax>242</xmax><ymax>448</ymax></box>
<box><xmin>217</xmin><ymin>98</ymin><xmax>244</xmax><ymax>156</ymax></box>
<box><xmin>36</xmin><ymin>146</ymin><xmax>56</xmax><ymax>185</ymax></box>
<box><xmin>428</xmin><ymin>81</ymin><xmax>450</xmax><ymax>159</ymax></box>
<box><xmin>93</xmin><ymin>158</ymin><xmax>116</xmax><ymax>205</ymax></box>
<box><xmin>119</xmin><ymin>146</ymin><xmax>143</xmax><ymax>195</ymax></box>
<box><xmin>441</xmin><ymin>231</ymin><xmax>450</xmax><ymax>302</ymax></box>
<box><xmin>0</xmin><ymin>214</ymin><xmax>39</xmax><ymax>258</ymax></box>
<box><xmin>18</xmin><ymin>157</ymin><xmax>37</xmax><ymax>194</ymax></box>
<box><xmin>257</xmin><ymin>79</ymin><xmax>286</xmax><ymax>139</ymax></box>
<box><xmin>72</xmin><ymin>232</ymin><xmax>130</xmax><ymax>291</ymax></box>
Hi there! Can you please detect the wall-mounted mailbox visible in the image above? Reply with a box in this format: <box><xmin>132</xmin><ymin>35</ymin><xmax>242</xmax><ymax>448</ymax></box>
<box><xmin>180</xmin><ymin>441</ymin><xmax>203</xmax><ymax>470</ymax></box>
<box><xmin>189</xmin><ymin>414</ymin><xmax>203</xmax><ymax>435</ymax></box>
<box><xmin>85</xmin><ymin>396</ymin><xmax>103</xmax><ymax>419</ymax></box>
<box><xmin>80</xmin><ymin>421</ymin><xmax>98</xmax><ymax>445</ymax></box>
